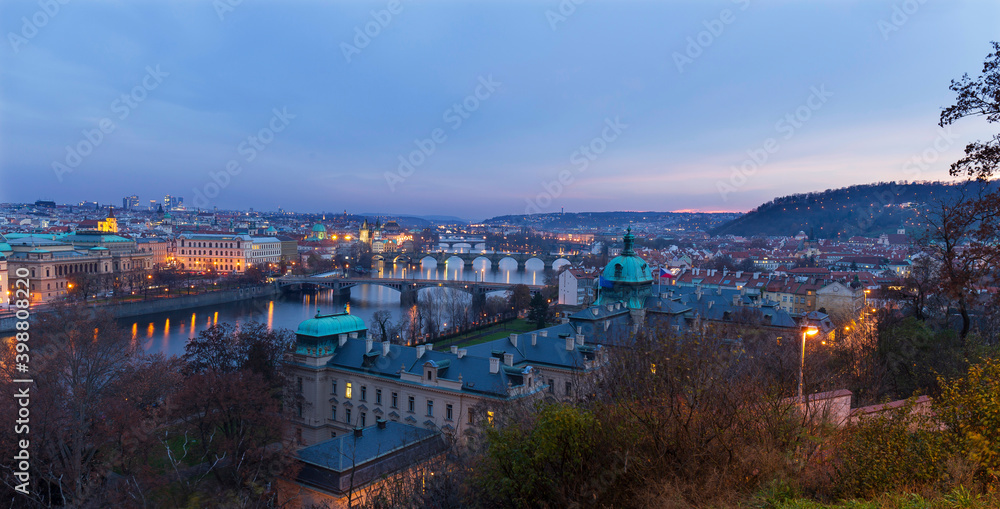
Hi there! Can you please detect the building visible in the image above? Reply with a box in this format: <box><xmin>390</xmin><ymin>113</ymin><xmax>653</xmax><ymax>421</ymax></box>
<box><xmin>2</xmin><ymin>233</ymin><xmax>152</xmax><ymax>303</ymax></box>
<box><xmin>558</xmin><ymin>267</ymin><xmax>598</xmax><ymax>306</ymax></box>
<box><xmin>97</xmin><ymin>207</ymin><xmax>118</xmax><ymax>233</ymax></box>
<box><xmin>176</xmin><ymin>233</ymin><xmax>280</xmax><ymax>273</ymax></box>
<box><xmin>280</xmin><ymin>420</ymin><xmax>448</xmax><ymax>509</ymax></box>
<box><xmin>285</xmin><ymin>310</ymin><xmax>604</xmax><ymax>446</ymax></box>
<box><xmin>122</xmin><ymin>195</ymin><xmax>139</xmax><ymax>210</ymax></box>
<box><xmin>136</xmin><ymin>237</ymin><xmax>171</xmax><ymax>267</ymax></box>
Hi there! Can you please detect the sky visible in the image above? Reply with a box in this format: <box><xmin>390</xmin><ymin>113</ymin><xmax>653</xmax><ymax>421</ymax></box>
<box><xmin>0</xmin><ymin>0</ymin><xmax>997</xmax><ymax>220</ymax></box>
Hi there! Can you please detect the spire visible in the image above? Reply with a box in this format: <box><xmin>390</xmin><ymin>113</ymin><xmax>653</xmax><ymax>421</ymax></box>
<box><xmin>622</xmin><ymin>227</ymin><xmax>635</xmax><ymax>256</ymax></box>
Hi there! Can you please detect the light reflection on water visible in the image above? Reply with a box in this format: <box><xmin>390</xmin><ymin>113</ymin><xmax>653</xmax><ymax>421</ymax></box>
<box><xmin>6</xmin><ymin>260</ymin><xmax>555</xmax><ymax>359</ymax></box>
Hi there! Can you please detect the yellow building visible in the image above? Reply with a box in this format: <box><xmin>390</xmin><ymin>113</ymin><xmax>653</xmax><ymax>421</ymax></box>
<box><xmin>98</xmin><ymin>207</ymin><xmax>119</xmax><ymax>233</ymax></box>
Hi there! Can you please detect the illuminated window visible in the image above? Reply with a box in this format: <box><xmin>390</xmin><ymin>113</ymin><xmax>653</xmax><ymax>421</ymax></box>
<box><xmin>487</xmin><ymin>410</ymin><xmax>495</xmax><ymax>426</ymax></box>
<box><xmin>345</xmin><ymin>382</ymin><xmax>352</xmax><ymax>399</ymax></box>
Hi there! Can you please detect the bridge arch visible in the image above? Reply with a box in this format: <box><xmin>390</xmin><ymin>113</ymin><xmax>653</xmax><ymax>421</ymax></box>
<box><xmin>419</xmin><ymin>256</ymin><xmax>438</xmax><ymax>267</ymax></box>
<box><xmin>552</xmin><ymin>258</ymin><xmax>572</xmax><ymax>270</ymax></box>
<box><xmin>523</xmin><ymin>257</ymin><xmax>545</xmax><ymax>271</ymax></box>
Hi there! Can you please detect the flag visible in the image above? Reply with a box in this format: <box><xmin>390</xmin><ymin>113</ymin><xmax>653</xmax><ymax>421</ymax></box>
<box><xmin>659</xmin><ymin>268</ymin><xmax>674</xmax><ymax>279</ymax></box>
<box><xmin>599</xmin><ymin>275</ymin><xmax>614</xmax><ymax>288</ymax></box>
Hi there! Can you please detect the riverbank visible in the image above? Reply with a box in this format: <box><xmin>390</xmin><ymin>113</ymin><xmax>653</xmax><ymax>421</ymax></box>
<box><xmin>0</xmin><ymin>283</ymin><xmax>281</xmax><ymax>332</ymax></box>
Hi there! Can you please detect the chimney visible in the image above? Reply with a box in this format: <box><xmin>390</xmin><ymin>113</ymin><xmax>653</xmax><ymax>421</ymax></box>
<box><xmin>349</xmin><ymin>332</ymin><xmax>358</xmax><ymax>339</ymax></box>
<box><xmin>503</xmin><ymin>353</ymin><xmax>513</xmax><ymax>366</ymax></box>
<box><xmin>376</xmin><ymin>418</ymin><xmax>387</xmax><ymax>429</ymax></box>
<box><xmin>509</xmin><ymin>333</ymin><xmax>518</xmax><ymax>348</ymax></box>
<box><xmin>489</xmin><ymin>357</ymin><xmax>500</xmax><ymax>374</ymax></box>
<box><xmin>531</xmin><ymin>333</ymin><xmax>537</xmax><ymax>346</ymax></box>
<box><xmin>591</xmin><ymin>307</ymin><xmax>599</xmax><ymax>316</ymax></box>
<box><xmin>539</xmin><ymin>330</ymin><xmax>548</xmax><ymax>337</ymax></box>
<box><xmin>353</xmin><ymin>427</ymin><xmax>363</xmax><ymax>438</ymax></box>
<box><xmin>451</xmin><ymin>345</ymin><xmax>458</xmax><ymax>354</ymax></box>
<box><xmin>365</xmin><ymin>338</ymin><xmax>373</xmax><ymax>353</ymax></box>
<box><xmin>576</xmin><ymin>325</ymin><xmax>582</xmax><ymax>334</ymax></box>
<box><xmin>339</xmin><ymin>334</ymin><xmax>348</xmax><ymax>347</ymax></box>
<box><xmin>426</xmin><ymin>343</ymin><xmax>434</xmax><ymax>351</ymax></box>
<box><xmin>754</xmin><ymin>272</ymin><xmax>760</xmax><ymax>279</ymax></box>
<box><xmin>735</xmin><ymin>271</ymin><xmax>743</xmax><ymax>278</ymax></box>
<box><xmin>416</xmin><ymin>345</ymin><xmax>425</xmax><ymax>359</ymax></box>
<box><xmin>708</xmin><ymin>300</ymin><xmax>714</xmax><ymax>309</ymax></box>
<box><xmin>575</xmin><ymin>334</ymin><xmax>584</xmax><ymax>346</ymax></box>
<box><xmin>458</xmin><ymin>349</ymin><xmax>467</xmax><ymax>359</ymax></box>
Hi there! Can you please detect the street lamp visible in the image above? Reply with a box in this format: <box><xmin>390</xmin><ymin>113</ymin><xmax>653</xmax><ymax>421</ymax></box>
<box><xmin>799</xmin><ymin>325</ymin><xmax>820</xmax><ymax>404</ymax></box>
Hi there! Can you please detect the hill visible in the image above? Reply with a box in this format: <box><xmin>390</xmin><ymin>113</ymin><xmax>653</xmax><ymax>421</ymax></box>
<box><xmin>709</xmin><ymin>181</ymin><xmax>991</xmax><ymax>238</ymax></box>
<box><xmin>483</xmin><ymin>211</ymin><xmax>740</xmax><ymax>232</ymax></box>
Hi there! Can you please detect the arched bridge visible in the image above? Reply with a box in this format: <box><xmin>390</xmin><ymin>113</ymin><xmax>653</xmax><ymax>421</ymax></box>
<box><xmin>277</xmin><ymin>275</ymin><xmax>546</xmax><ymax>306</ymax></box>
<box><xmin>372</xmin><ymin>251</ymin><xmax>584</xmax><ymax>270</ymax></box>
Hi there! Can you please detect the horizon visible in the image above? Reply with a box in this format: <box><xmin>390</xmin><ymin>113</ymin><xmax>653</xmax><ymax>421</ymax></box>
<box><xmin>2</xmin><ymin>1</ymin><xmax>998</xmax><ymax>218</ymax></box>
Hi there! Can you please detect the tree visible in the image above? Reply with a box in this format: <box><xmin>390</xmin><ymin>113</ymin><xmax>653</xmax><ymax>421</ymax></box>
<box><xmin>938</xmin><ymin>41</ymin><xmax>1000</xmax><ymax>339</ymax></box>
<box><xmin>0</xmin><ymin>307</ymin><xmax>143</xmax><ymax>506</ymax></box>
<box><xmin>183</xmin><ymin>321</ymin><xmax>295</xmax><ymax>389</ymax></box>
<box><xmin>527</xmin><ymin>293</ymin><xmax>549</xmax><ymax>329</ymax></box>
<box><xmin>508</xmin><ymin>284</ymin><xmax>531</xmax><ymax>312</ymax></box>
<box><xmin>369</xmin><ymin>309</ymin><xmax>396</xmax><ymax>343</ymax></box>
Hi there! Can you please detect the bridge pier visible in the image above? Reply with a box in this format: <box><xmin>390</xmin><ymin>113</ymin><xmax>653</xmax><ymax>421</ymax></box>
<box><xmin>400</xmin><ymin>287</ymin><xmax>418</xmax><ymax>307</ymax></box>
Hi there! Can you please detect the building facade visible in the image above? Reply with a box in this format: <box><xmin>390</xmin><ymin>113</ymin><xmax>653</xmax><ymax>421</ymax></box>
<box><xmin>176</xmin><ymin>233</ymin><xmax>280</xmax><ymax>273</ymax></box>
<box><xmin>286</xmin><ymin>311</ymin><xmax>604</xmax><ymax>446</ymax></box>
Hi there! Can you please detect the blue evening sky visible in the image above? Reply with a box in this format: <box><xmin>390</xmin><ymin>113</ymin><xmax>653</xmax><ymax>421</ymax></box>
<box><xmin>0</xmin><ymin>0</ymin><xmax>997</xmax><ymax>220</ymax></box>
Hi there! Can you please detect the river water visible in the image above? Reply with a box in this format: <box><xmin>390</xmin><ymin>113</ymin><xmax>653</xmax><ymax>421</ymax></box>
<box><xmin>75</xmin><ymin>258</ymin><xmax>561</xmax><ymax>358</ymax></box>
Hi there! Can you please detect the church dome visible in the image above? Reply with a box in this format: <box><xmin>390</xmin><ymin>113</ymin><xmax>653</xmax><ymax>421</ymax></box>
<box><xmin>601</xmin><ymin>228</ymin><xmax>653</xmax><ymax>284</ymax></box>
<box><xmin>312</xmin><ymin>223</ymin><xmax>327</xmax><ymax>232</ymax></box>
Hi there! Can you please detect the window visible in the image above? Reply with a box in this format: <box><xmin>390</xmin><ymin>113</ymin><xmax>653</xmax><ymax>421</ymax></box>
<box><xmin>297</xmin><ymin>378</ymin><xmax>303</xmax><ymax>394</ymax></box>
<box><xmin>446</xmin><ymin>404</ymin><xmax>453</xmax><ymax>421</ymax></box>
<box><xmin>345</xmin><ymin>408</ymin><xmax>352</xmax><ymax>424</ymax></box>
<box><xmin>345</xmin><ymin>382</ymin><xmax>352</xmax><ymax>399</ymax></box>
<box><xmin>468</xmin><ymin>410</ymin><xmax>475</xmax><ymax>425</ymax></box>
<box><xmin>548</xmin><ymin>379</ymin><xmax>554</xmax><ymax>394</ymax></box>
<box><xmin>296</xmin><ymin>402</ymin><xmax>302</xmax><ymax>418</ymax></box>
<box><xmin>360</xmin><ymin>412</ymin><xmax>367</xmax><ymax>427</ymax></box>
<box><xmin>565</xmin><ymin>381</ymin><xmax>572</xmax><ymax>396</ymax></box>
<box><xmin>427</xmin><ymin>400</ymin><xmax>434</xmax><ymax>417</ymax></box>
<box><xmin>331</xmin><ymin>380</ymin><xmax>337</xmax><ymax>395</ymax></box>
<box><xmin>391</xmin><ymin>392</ymin><xmax>398</xmax><ymax>409</ymax></box>
<box><xmin>331</xmin><ymin>406</ymin><xmax>337</xmax><ymax>420</ymax></box>
<box><xmin>427</xmin><ymin>369</ymin><xmax>433</xmax><ymax>380</ymax></box>
<box><xmin>408</xmin><ymin>396</ymin><xmax>415</xmax><ymax>413</ymax></box>
<box><xmin>361</xmin><ymin>386</ymin><xmax>367</xmax><ymax>401</ymax></box>
<box><xmin>487</xmin><ymin>410</ymin><xmax>495</xmax><ymax>426</ymax></box>
<box><xmin>376</xmin><ymin>389</ymin><xmax>382</xmax><ymax>405</ymax></box>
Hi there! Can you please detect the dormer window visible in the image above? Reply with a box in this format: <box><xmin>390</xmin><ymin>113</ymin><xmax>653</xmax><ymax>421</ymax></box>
<box><xmin>427</xmin><ymin>369</ymin><xmax>433</xmax><ymax>381</ymax></box>
<box><xmin>614</xmin><ymin>263</ymin><xmax>623</xmax><ymax>278</ymax></box>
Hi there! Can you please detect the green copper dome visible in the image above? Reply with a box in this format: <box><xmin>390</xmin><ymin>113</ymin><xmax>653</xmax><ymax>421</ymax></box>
<box><xmin>296</xmin><ymin>310</ymin><xmax>366</xmax><ymax>338</ymax></box>
<box><xmin>312</xmin><ymin>223</ymin><xmax>327</xmax><ymax>232</ymax></box>
<box><xmin>601</xmin><ymin>227</ymin><xmax>652</xmax><ymax>284</ymax></box>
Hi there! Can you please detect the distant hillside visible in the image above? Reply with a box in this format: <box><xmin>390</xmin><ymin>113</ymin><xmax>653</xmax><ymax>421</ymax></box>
<box><xmin>710</xmin><ymin>181</ymin><xmax>992</xmax><ymax>238</ymax></box>
<box><xmin>483</xmin><ymin>211</ymin><xmax>740</xmax><ymax>232</ymax></box>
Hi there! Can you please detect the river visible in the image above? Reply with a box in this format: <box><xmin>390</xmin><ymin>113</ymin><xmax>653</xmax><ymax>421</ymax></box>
<box><xmin>4</xmin><ymin>258</ymin><xmax>562</xmax><ymax>359</ymax></box>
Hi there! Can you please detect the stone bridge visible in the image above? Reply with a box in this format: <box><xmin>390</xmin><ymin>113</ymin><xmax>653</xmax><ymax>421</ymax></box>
<box><xmin>277</xmin><ymin>275</ymin><xmax>546</xmax><ymax>307</ymax></box>
<box><xmin>372</xmin><ymin>251</ymin><xmax>584</xmax><ymax>270</ymax></box>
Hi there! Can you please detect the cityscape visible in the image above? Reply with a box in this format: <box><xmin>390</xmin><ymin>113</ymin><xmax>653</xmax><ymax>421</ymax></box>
<box><xmin>2</xmin><ymin>2</ymin><xmax>1000</xmax><ymax>508</ymax></box>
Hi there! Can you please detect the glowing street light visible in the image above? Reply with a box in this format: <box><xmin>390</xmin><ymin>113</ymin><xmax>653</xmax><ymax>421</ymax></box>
<box><xmin>799</xmin><ymin>325</ymin><xmax>820</xmax><ymax>404</ymax></box>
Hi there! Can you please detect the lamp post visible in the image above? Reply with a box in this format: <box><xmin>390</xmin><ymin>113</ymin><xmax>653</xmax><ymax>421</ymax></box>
<box><xmin>799</xmin><ymin>325</ymin><xmax>820</xmax><ymax>404</ymax></box>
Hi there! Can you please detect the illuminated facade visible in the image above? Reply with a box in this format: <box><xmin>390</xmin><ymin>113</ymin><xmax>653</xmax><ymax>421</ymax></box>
<box><xmin>0</xmin><ymin>254</ymin><xmax>7</xmax><ymax>307</ymax></box>
<box><xmin>176</xmin><ymin>233</ymin><xmax>280</xmax><ymax>273</ymax></box>
<box><xmin>97</xmin><ymin>207</ymin><xmax>118</xmax><ymax>233</ymax></box>
<box><xmin>2</xmin><ymin>234</ymin><xmax>152</xmax><ymax>304</ymax></box>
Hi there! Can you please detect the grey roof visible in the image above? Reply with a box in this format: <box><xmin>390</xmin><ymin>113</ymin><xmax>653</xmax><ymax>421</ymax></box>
<box><xmin>296</xmin><ymin>421</ymin><xmax>445</xmax><ymax>474</ymax></box>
